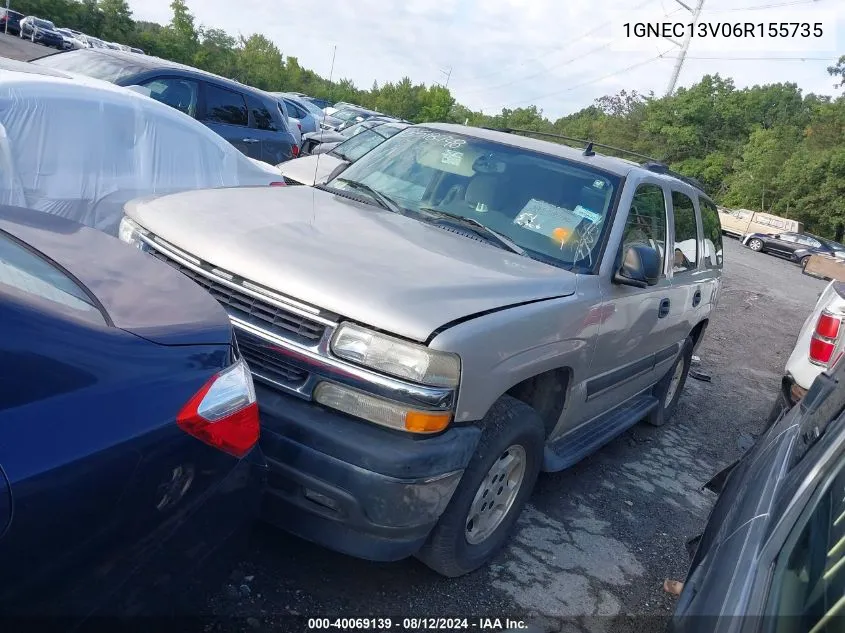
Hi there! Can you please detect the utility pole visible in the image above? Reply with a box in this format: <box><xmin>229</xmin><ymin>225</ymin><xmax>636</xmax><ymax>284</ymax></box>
<box><xmin>4</xmin><ymin>0</ymin><xmax>9</xmax><ymax>35</ymax></box>
<box><xmin>665</xmin><ymin>0</ymin><xmax>705</xmax><ymax>96</ymax></box>
<box><xmin>438</xmin><ymin>67</ymin><xmax>452</xmax><ymax>89</ymax></box>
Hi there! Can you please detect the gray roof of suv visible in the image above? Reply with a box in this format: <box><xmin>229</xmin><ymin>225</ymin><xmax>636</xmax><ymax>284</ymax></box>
<box><xmin>419</xmin><ymin>123</ymin><xmax>647</xmax><ymax>179</ymax></box>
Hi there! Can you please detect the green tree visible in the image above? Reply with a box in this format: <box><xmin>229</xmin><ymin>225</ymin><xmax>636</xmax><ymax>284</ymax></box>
<box><xmin>98</xmin><ymin>0</ymin><xmax>132</xmax><ymax>42</ymax></box>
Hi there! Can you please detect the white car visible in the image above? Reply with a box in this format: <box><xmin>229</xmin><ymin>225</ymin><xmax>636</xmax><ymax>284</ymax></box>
<box><xmin>0</xmin><ymin>57</ymin><xmax>285</xmax><ymax>236</ymax></box>
<box><xmin>769</xmin><ymin>279</ymin><xmax>845</xmax><ymax>425</ymax></box>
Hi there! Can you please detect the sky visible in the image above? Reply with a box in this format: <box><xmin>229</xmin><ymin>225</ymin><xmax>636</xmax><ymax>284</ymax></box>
<box><xmin>130</xmin><ymin>0</ymin><xmax>844</xmax><ymax>120</ymax></box>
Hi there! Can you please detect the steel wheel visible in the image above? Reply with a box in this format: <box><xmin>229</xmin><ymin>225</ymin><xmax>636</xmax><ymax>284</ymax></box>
<box><xmin>749</xmin><ymin>238</ymin><xmax>763</xmax><ymax>252</ymax></box>
<box><xmin>465</xmin><ymin>444</ymin><xmax>526</xmax><ymax>545</ymax></box>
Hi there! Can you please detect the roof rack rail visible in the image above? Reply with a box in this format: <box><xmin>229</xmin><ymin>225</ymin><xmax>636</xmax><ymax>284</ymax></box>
<box><xmin>485</xmin><ymin>127</ymin><xmax>662</xmax><ymax>163</ymax></box>
<box><xmin>642</xmin><ymin>161</ymin><xmax>706</xmax><ymax>192</ymax></box>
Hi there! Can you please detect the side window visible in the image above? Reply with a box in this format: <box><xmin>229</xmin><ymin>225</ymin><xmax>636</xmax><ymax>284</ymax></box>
<box><xmin>204</xmin><ymin>84</ymin><xmax>248</xmax><ymax>127</ymax></box>
<box><xmin>671</xmin><ymin>191</ymin><xmax>698</xmax><ymax>274</ymax></box>
<box><xmin>622</xmin><ymin>183</ymin><xmax>667</xmax><ymax>273</ymax></box>
<box><xmin>780</xmin><ymin>233</ymin><xmax>799</xmax><ymax>243</ymax></box>
<box><xmin>0</xmin><ymin>230</ymin><xmax>105</xmax><ymax>324</ymax></box>
<box><xmin>140</xmin><ymin>77</ymin><xmax>199</xmax><ymax>118</ymax></box>
<box><xmin>766</xmin><ymin>461</ymin><xmax>845</xmax><ymax>632</ymax></box>
<box><xmin>246</xmin><ymin>96</ymin><xmax>278</xmax><ymax>132</ymax></box>
<box><xmin>285</xmin><ymin>100</ymin><xmax>307</xmax><ymax>119</ymax></box>
<box><xmin>699</xmin><ymin>197</ymin><xmax>723</xmax><ymax>269</ymax></box>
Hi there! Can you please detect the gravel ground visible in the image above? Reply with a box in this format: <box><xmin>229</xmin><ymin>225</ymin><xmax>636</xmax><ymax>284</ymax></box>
<box><xmin>202</xmin><ymin>238</ymin><xmax>828</xmax><ymax>632</ymax></box>
<box><xmin>0</xmin><ymin>32</ymin><xmax>54</xmax><ymax>62</ymax></box>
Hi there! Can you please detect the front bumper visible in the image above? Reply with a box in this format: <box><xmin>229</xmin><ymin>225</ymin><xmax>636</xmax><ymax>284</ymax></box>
<box><xmin>256</xmin><ymin>384</ymin><xmax>481</xmax><ymax>562</ymax></box>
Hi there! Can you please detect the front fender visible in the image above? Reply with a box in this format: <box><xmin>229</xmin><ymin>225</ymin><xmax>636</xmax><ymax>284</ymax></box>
<box><xmin>429</xmin><ymin>290</ymin><xmax>599</xmax><ymax>423</ymax></box>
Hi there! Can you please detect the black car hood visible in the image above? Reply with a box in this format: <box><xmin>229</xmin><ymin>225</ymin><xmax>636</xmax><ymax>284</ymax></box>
<box><xmin>0</xmin><ymin>206</ymin><xmax>231</xmax><ymax>346</ymax></box>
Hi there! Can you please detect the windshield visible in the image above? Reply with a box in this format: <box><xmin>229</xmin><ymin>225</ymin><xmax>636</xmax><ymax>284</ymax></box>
<box><xmin>31</xmin><ymin>50</ymin><xmax>145</xmax><ymax>83</ymax></box>
<box><xmin>329</xmin><ymin>128</ymin><xmax>621</xmax><ymax>269</ymax></box>
<box><xmin>341</xmin><ymin>121</ymin><xmax>379</xmax><ymax>138</ymax></box>
<box><xmin>34</xmin><ymin>18</ymin><xmax>55</xmax><ymax>29</ymax></box>
<box><xmin>333</xmin><ymin>108</ymin><xmax>366</xmax><ymax>122</ymax></box>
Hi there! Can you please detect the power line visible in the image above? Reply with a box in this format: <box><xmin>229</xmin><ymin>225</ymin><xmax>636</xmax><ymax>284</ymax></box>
<box><xmin>493</xmin><ymin>52</ymin><xmax>670</xmax><ymax>110</ymax></box>
<box><xmin>463</xmin><ymin>0</ymin><xmax>661</xmax><ymax>84</ymax></box>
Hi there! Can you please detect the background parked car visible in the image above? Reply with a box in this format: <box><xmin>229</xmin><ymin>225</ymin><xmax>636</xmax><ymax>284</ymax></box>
<box><xmin>743</xmin><ymin>230</ymin><xmax>845</xmax><ymax>266</ymax></box>
<box><xmin>304</xmin><ymin>118</ymin><xmax>404</xmax><ymax>155</ymax></box>
<box><xmin>273</xmin><ymin>97</ymin><xmax>302</xmax><ymax>148</ymax></box>
<box><xmin>320</xmin><ymin>105</ymin><xmax>380</xmax><ymax>131</ymax></box>
<box><xmin>304</xmin><ymin>96</ymin><xmax>332</xmax><ymax>110</ymax></box>
<box><xmin>0</xmin><ymin>8</ymin><xmax>23</xmax><ymax>35</ymax></box>
<box><xmin>32</xmin><ymin>48</ymin><xmax>298</xmax><ymax>164</ymax></box>
<box><xmin>271</xmin><ymin>92</ymin><xmax>323</xmax><ymax>133</ymax></box>
<box><xmin>0</xmin><ymin>203</ymin><xmax>264</xmax><ymax>617</ymax></box>
<box><xmin>19</xmin><ymin>16</ymin><xmax>66</xmax><ymax>49</ymax></box>
<box><xmin>279</xmin><ymin>121</ymin><xmax>408</xmax><ymax>186</ymax></box>
<box><xmin>0</xmin><ymin>57</ymin><xmax>286</xmax><ymax>236</ymax></box>
<box><xmin>670</xmin><ymin>346</ymin><xmax>845</xmax><ymax>632</ymax></box>
<box><xmin>55</xmin><ymin>27</ymin><xmax>84</xmax><ymax>49</ymax></box>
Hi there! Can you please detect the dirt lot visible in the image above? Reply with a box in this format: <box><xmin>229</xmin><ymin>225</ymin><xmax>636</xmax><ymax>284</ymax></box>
<box><xmin>202</xmin><ymin>238</ymin><xmax>827</xmax><ymax>632</ymax></box>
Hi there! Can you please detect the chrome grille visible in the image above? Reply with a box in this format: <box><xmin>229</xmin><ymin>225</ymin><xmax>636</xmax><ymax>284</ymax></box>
<box><xmin>237</xmin><ymin>330</ymin><xmax>309</xmax><ymax>389</ymax></box>
<box><xmin>146</xmin><ymin>245</ymin><xmax>326</xmax><ymax>345</ymax></box>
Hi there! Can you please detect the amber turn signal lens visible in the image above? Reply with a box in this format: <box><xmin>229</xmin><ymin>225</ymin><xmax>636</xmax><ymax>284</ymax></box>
<box><xmin>405</xmin><ymin>410</ymin><xmax>452</xmax><ymax>433</ymax></box>
<box><xmin>553</xmin><ymin>227</ymin><xmax>570</xmax><ymax>243</ymax></box>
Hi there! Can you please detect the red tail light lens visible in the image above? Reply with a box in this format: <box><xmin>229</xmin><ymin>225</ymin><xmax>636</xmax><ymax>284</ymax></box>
<box><xmin>176</xmin><ymin>358</ymin><xmax>259</xmax><ymax>458</ymax></box>
<box><xmin>269</xmin><ymin>181</ymin><xmax>286</xmax><ymax>187</ymax></box>
<box><xmin>810</xmin><ymin>311</ymin><xmax>843</xmax><ymax>366</ymax></box>
<box><xmin>291</xmin><ymin>144</ymin><xmax>300</xmax><ymax>158</ymax></box>
<box><xmin>817</xmin><ymin>312</ymin><xmax>841</xmax><ymax>339</ymax></box>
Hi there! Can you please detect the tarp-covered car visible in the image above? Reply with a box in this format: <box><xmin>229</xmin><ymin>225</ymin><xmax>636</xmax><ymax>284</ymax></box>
<box><xmin>0</xmin><ymin>58</ymin><xmax>284</xmax><ymax>236</ymax></box>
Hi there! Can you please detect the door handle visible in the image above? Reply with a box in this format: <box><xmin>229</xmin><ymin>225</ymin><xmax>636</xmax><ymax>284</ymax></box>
<box><xmin>658</xmin><ymin>298</ymin><xmax>671</xmax><ymax>319</ymax></box>
<box><xmin>693</xmin><ymin>289</ymin><xmax>702</xmax><ymax>307</ymax></box>
<box><xmin>241</xmin><ymin>138</ymin><xmax>259</xmax><ymax>143</ymax></box>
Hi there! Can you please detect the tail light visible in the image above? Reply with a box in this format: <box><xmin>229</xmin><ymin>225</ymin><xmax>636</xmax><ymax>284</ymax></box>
<box><xmin>810</xmin><ymin>311</ymin><xmax>843</xmax><ymax>366</ymax></box>
<box><xmin>269</xmin><ymin>181</ymin><xmax>286</xmax><ymax>187</ymax></box>
<box><xmin>291</xmin><ymin>144</ymin><xmax>300</xmax><ymax>158</ymax></box>
<box><xmin>176</xmin><ymin>358</ymin><xmax>259</xmax><ymax>458</ymax></box>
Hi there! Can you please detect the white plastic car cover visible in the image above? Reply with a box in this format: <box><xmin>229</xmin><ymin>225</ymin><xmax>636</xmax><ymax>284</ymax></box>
<box><xmin>0</xmin><ymin>61</ymin><xmax>281</xmax><ymax>236</ymax></box>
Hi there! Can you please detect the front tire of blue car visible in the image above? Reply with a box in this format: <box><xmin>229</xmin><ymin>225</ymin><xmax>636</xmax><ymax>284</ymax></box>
<box><xmin>416</xmin><ymin>395</ymin><xmax>544</xmax><ymax>578</ymax></box>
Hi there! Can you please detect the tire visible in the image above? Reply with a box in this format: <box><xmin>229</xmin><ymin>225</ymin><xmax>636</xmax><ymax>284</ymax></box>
<box><xmin>646</xmin><ymin>337</ymin><xmax>693</xmax><ymax>427</ymax></box>
<box><xmin>764</xmin><ymin>389</ymin><xmax>791</xmax><ymax>433</ymax></box>
<box><xmin>416</xmin><ymin>395</ymin><xmax>544</xmax><ymax>577</ymax></box>
<box><xmin>748</xmin><ymin>238</ymin><xmax>764</xmax><ymax>252</ymax></box>
<box><xmin>800</xmin><ymin>255</ymin><xmax>810</xmax><ymax>269</ymax></box>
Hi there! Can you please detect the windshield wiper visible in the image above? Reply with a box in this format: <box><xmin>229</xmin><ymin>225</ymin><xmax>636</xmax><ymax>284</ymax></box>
<box><xmin>330</xmin><ymin>178</ymin><xmax>403</xmax><ymax>215</ymax></box>
<box><xmin>419</xmin><ymin>208</ymin><xmax>526</xmax><ymax>256</ymax></box>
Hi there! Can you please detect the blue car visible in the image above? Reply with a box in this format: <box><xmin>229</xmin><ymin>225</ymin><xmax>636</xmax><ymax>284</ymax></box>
<box><xmin>0</xmin><ymin>204</ymin><xmax>264</xmax><ymax>618</ymax></box>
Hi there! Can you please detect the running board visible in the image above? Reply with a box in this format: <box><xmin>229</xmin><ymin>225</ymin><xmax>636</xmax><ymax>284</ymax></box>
<box><xmin>542</xmin><ymin>394</ymin><xmax>659</xmax><ymax>472</ymax></box>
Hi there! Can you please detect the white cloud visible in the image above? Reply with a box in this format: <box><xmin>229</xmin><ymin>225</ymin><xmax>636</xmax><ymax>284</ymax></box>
<box><xmin>129</xmin><ymin>0</ymin><xmax>843</xmax><ymax>120</ymax></box>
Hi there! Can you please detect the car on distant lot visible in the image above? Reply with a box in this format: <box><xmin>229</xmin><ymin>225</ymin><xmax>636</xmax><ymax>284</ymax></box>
<box><xmin>117</xmin><ymin>124</ymin><xmax>723</xmax><ymax>577</ymax></box>
<box><xmin>19</xmin><ymin>16</ymin><xmax>66</xmax><ymax>49</ymax></box>
<box><xmin>0</xmin><ymin>57</ymin><xmax>286</xmax><ymax>236</ymax></box>
<box><xmin>271</xmin><ymin>93</ymin><xmax>323</xmax><ymax>134</ymax></box>
<box><xmin>31</xmin><ymin>49</ymin><xmax>298</xmax><ymax>165</ymax></box>
<box><xmin>0</xmin><ymin>8</ymin><xmax>24</xmax><ymax>36</ymax></box>
<box><xmin>71</xmin><ymin>32</ymin><xmax>106</xmax><ymax>49</ymax></box>
<box><xmin>0</xmin><ymin>203</ymin><xmax>264</xmax><ymax>617</ymax></box>
<box><xmin>55</xmin><ymin>28</ymin><xmax>84</xmax><ymax>50</ymax></box>
<box><xmin>280</xmin><ymin>121</ymin><xmax>408</xmax><ymax>186</ymax></box>
<box><xmin>743</xmin><ymin>231</ymin><xmax>845</xmax><ymax>267</ymax></box>
<box><xmin>670</xmin><ymin>343</ymin><xmax>845</xmax><ymax>633</ymax></box>
<box><xmin>305</xmin><ymin>96</ymin><xmax>332</xmax><ymax>110</ymax></box>
<box><xmin>320</xmin><ymin>105</ymin><xmax>380</xmax><ymax>131</ymax></box>
<box><xmin>302</xmin><ymin>117</ymin><xmax>404</xmax><ymax>155</ymax></box>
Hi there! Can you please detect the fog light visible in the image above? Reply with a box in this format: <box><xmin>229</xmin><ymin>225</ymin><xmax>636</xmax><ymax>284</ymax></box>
<box><xmin>313</xmin><ymin>382</ymin><xmax>451</xmax><ymax>434</ymax></box>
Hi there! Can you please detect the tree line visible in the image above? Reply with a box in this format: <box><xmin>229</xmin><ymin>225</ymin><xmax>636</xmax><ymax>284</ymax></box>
<box><xmin>9</xmin><ymin>0</ymin><xmax>845</xmax><ymax>237</ymax></box>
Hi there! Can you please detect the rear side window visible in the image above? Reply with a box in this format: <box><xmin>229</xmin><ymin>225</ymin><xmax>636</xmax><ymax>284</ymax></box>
<box><xmin>671</xmin><ymin>191</ymin><xmax>698</xmax><ymax>274</ymax></box>
<box><xmin>623</xmin><ymin>183</ymin><xmax>668</xmax><ymax>273</ymax></box>
<box><xmin>246</xmin><ymin>96</ymin><xmax>278</xmax><ymax>131</ymax></box>
<box><xmin>141</xmin><ymin>77</ymin><xmax>199</xmax><ymax>118</ymax></box>
<box><xmin>699</xmin><ymin>197</ymin><xmax>723</xmax><ymax>269</ymax></box>
<box><xmin>0</xmin><ymin>231</ymin><xmax>104</xmax><ymax>324</ymax></box>
<box><xmin>204</xmin><ymin>84</ymin><xmax>248</xmax><ymax>127</ymax></box>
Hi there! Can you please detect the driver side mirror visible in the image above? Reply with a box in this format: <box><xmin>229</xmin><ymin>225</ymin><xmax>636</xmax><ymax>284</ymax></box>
<box><xmin>614</xmin><ymin>244</ymin><xmax>661</xmax><ymax>289</ymax></box>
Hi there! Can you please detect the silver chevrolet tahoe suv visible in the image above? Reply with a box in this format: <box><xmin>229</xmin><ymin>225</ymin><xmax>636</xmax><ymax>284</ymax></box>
<box><xmin>118</xmin><ymin>123</ymin><xmax>724</xmax><ymax>577</ymax></box>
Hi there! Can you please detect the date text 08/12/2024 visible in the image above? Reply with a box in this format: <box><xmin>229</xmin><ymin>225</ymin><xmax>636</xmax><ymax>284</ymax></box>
<box><xmin>623</xmin><ymin>21</ymin><xmax>824</xmax><ymax>39</ymax></box>
<box><xmin>306</xmin><ymin>618</ymin><xmax>528</xmax><ymax>631</ymax></box>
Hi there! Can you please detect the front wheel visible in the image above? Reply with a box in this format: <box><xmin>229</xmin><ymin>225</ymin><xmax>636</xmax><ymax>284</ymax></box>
<box><xmin>416</xmin><ymin>395</ymin><xmax>544</xmax><ymax>577</ymax></box>
<box><xmin>748</xmin><ymin>238</ymin><xmax>764</xmax><ymax>252</ymax></box>
<box><xmin>800</xmin><ymin>255</ymin><xmax>811</xmax><ymax>269</ymax></box>
<box><xmin>647</xmin><ymin>337</ymin><xmax>693</xmax><ymax>427</ymax></box>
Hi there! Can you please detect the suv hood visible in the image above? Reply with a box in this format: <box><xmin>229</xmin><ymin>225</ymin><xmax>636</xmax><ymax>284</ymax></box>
<box><xmin>125</xmin><ymin>186</ymin><xmax>577</xmax><ymax>342</ymax></box>
<box><xmin>0</xmin><ymin>206</ymin><xmax>231</xmax><ymax>346</ymax></box>
<box><xmin>279</xmin><ymin>154</ymin><xmax>346</xmax><ymax>186</ymax></box>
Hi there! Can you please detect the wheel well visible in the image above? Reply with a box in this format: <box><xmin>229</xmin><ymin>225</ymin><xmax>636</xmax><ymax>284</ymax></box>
<box><xmin>506</xmin><ymin>368</ymin><xmax>571</xmax><ymax>438</ymax></box>
<box><xmin>690</xmin><ymin>320</ymin><xmax>708</xmax><ymax>349</ymax></box>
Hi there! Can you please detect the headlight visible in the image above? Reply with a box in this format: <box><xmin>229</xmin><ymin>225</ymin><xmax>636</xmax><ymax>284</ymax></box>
<box><xmin>330</xmin><ymin>323</ymin><xmax>460</xmax><ymax>388</ymax></box>
<box><xmin>118</xmin><ymin>216</ymin><xmax>147</xmax><ymax>248</ymax></box>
